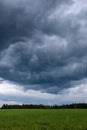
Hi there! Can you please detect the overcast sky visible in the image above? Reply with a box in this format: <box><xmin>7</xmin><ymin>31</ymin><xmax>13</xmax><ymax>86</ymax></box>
<box><xmin>0</xmin><ymin>0</ymin><xmax>87</xmax><ymax>106</ymax></box>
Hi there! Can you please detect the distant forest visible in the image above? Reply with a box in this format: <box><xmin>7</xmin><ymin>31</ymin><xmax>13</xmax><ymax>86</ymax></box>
<box><xmin>1</xmin><ymin>103</ymin><xmax>87</xmax><ymax>109</ymax></box>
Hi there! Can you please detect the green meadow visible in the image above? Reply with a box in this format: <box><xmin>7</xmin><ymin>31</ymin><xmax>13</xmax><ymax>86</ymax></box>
<box><xmin>0</xmin><ymin>109</ymin><xmax>87</xmax><ymax>130</ymax></box>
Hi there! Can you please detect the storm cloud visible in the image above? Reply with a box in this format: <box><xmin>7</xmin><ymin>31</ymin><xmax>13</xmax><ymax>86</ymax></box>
<box><xmin>0</xmin><ymin>0</ymin><xmax>87</xmax><ymax>94</ymax></box>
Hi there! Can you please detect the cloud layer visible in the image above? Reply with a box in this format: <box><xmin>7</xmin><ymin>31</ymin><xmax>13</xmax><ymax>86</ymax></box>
<box><xmin>0</xmin><ymin>0</ymin><xmax>87</xmax><ymax>98</ymax></box>
<box><xmin>0</xmin><ymin>79</ymin><xmax>87</xmax><ymax>106</ymax></box>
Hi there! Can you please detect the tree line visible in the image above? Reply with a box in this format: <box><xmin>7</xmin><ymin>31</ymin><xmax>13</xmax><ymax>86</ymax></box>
<box><xmin>1</xmin><ymin>103</ymin><xmax>87</xmax><ymax>109</ymax></box>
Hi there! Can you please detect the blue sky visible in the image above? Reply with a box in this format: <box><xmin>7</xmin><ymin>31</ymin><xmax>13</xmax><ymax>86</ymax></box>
<box><xmin>0</xmin><ymin>0</ymin><xmax>87</xmax><ymax>106</ymax></box>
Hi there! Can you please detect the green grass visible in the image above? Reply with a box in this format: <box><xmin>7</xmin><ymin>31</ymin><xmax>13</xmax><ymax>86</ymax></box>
<box><xmin>0</xmin><ymin>109</ymin><xmax>87</xmax><ymax>130</ymax></box>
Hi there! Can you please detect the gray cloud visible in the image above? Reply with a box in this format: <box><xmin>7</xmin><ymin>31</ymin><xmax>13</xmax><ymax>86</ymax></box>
<box><xmin>0</xmin><ymin>0</ymin><xmax>87</xmax><ymax>94</ymax></box>
<box><xmin>0</xmin><ymin>0</ymin><xmax>72</xmax><ymax>49</ymax></box>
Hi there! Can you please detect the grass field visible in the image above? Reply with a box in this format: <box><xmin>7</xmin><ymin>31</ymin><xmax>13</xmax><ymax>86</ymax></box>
<box><xmin>0</xmin><ymin>109</ymin><xmax>87</xmax><ymax>130</ymax></box>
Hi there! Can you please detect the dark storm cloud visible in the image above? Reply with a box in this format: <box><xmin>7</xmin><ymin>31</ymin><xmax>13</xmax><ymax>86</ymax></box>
<box><xmin>0</xmin><ymin>0</ymin><xmax>72</xmax><ymax>49</ymax></box>
<box><xmin>0</xmin><ymin>0</ymin><xmax>87</xmax><ymax>93</ymax></box>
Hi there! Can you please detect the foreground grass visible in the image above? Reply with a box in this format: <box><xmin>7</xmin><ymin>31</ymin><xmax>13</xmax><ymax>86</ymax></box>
<box><xmin>0</xmin><ymin>109</ymin><xmax>87</xmax><ymax>130</ymax></box>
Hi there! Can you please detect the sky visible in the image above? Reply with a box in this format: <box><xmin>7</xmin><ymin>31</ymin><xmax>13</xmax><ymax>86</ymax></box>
<box><xmin>0</xmin><ymin>0</ymin><xmax>87</xmax><ymax>106</ymax></box>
